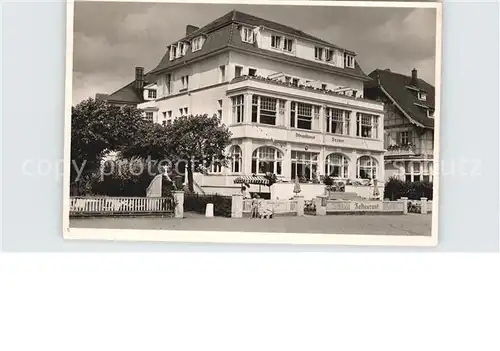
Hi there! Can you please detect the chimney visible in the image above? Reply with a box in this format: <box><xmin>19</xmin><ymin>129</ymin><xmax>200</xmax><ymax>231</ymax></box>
<box><xmin>410</xmin><ymin>68</ymin><xmax>418</xmax><ymax>86</ymax></box>
<box><xmin>186</xmin><ymin>25</ymin><xmax>199</xmax><ymax>36</ymax></box>
<box><xmin>134</xmin><ymin>66</ymin><xmax>144</xmax><ymax>90</ymax></box>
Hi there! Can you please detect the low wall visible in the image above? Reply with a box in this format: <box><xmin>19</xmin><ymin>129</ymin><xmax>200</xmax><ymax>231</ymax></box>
<box><xmin>242</xmin><ymin>198</ymin><xmax>298</xmax><ymax>217</ymax></box>
<box><xmin>321</xmin><ymin>199</ymin><xmax>406</xmax><ymax>215</ymax></box>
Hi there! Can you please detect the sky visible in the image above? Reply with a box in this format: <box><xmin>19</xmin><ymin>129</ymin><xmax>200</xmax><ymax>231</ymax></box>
<box><xmin>72</xmin><ymin>1</ymin><xmax>438</xmax><ymax>105</ymax></box>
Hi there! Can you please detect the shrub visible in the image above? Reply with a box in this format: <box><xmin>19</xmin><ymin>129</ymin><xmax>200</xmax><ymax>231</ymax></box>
<box><xmin>184</xmin><ymin>193</ymin><xmax>232</xmax><ymax>217</ymax></box>
<box><xmin>384</xmin><ymin>177</ymin><xmax>433</xmax><ymax>200</ymax></box>
<box><xmin>323</xmin><ymin>176</ymin><xmax>334</xmax><ymax>186</ymax></box>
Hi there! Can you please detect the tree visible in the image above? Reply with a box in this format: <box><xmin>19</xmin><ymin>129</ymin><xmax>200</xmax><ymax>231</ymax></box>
<box><xmin>167</xmin><ymin>114</ymin><xmax>232</xmax><ymax>192</ymax></box>
<box><xmin>70</xmin><ymin>98</ymin><xmax>147</xmax><ymax>194</ymax></box>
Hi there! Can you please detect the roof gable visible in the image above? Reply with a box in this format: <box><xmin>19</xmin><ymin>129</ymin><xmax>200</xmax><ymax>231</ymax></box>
<box><xmin>367</xmin><ymin>69</ymin><xmax>435</xmax><ymax>128</ymax></box>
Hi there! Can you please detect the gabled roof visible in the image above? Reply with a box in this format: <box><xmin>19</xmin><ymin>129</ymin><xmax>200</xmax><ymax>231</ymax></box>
<box><xmin>105</xmin><ymin>73</ymin><xmax>154</xmax><ymax>104</ymax></box>
<box><xmin>366</xmin><ymin>69</ymin><xmax>435</xmax><ymax>128</ymax></box>
<box><xmin>150</xmin><ymin>10</ymin><xmax>368</xmax><ymax>81</ymax></box>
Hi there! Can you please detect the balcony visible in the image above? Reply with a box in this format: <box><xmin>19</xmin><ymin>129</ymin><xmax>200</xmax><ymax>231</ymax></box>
<box><xmin>228</xmin><ymin>75</ymin><xmax>384</xmax><ymax>112</ymax></box>
<box><xmin>384</xmin><ymin>144</ymin><xmax>417</xmax><ymax>157</ymax></box>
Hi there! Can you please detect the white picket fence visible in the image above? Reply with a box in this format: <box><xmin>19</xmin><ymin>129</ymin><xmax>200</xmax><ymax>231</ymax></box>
<box><xmin>243</xmin><ymin>199</ymin><xmax>298</xmax><ymax>215</ymax></box>
<box><xmin>70</xmin><ymin>197</ymin><xmax>174</xmax><ymax>215</ymax></box>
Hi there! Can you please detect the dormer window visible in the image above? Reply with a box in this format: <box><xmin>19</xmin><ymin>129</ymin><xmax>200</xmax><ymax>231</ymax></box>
<box><xmin>427</xmin><ymin>109</ymin><xmax>434</xmax><ymax>118</ymax></box>
<box><xmin>177</xmin><ymin>43</ymin><xmax>183</xmax><ymax>57</ymax></box>
<box><xmin>271</xmin><ymin>35</ymin><xmax>281</xmax><ymax>49</ymax></box>
<box><xmin>191</xmin><ymin>36</ymin><xmax>204</xmax><ymax>52</ymax></box>
<box><xmin>283</xmin><ymin>38</ymin><xmax>294</xmax><ymax>52</ymax></box>
<box><xmin>169</xmin><ymin>45</ymin><xmax>177</xmax><ymax>60</ymax></box>
<box><xmin>418</xmin><ymin>91</ymin><xmax>427</xmax><ymax>101</ymax></box>
<box><xmin>148</xmin><ymin>89</ymin><xmax>157</xmax><ymax>99</ymax></box>
<box><xmin>344</xmin><ymin>53</ymin><xmax>355</xmax><ymax>68</ymax></box>
<box><xmin>325</xmin><ymin>49</ymin><xmax>334</xmax><ymax>62</ymax></box>
<box><xmin>241</xmin><ymin>27</ymin><xmax>254</xmax><ymax>43</ymax></box>
<box><xmin>314</xmin><ymin>47</ymin><xmax>324</xmax><ymax>60</ymax></box>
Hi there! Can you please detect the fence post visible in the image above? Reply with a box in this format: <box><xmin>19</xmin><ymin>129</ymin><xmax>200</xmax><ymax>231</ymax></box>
<box><xmin>231</xmin><ymin>194</ymin><xmax>243</xmax><ymax>218</ymax></box>
<box><xmin>420</xmin><ymin>197</ymin><xmax>428</xmax><ymax>214</ymax></box>
<box><xmin>294</xmin><ymin>195</ymin><xmax>305</xmax><ymax>216</ymax></box>
<box><xmin>173</xmin><ymin>191</ymin><xmax>184</xmax><ymax>218</ymax></box>
<box><xmin>314</xmin><ymin>196</ymin><xmax>326</xmax><ymax>216</ymax></box>
<box><xmin>400</xmin><ymin>197</ymin><xmax>408</xmax><ymax>214</ymax></box>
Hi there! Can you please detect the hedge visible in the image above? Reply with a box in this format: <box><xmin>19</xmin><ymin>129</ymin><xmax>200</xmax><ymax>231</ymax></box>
<box><xmin>384</xmin><ymin>177</ymin><xmax>433</xmax><ymax>200</ymax></box>
<box><xmin>184</xmin><ymin>193</ymin><xmax>232</xmax><ymax>217</ymax></box>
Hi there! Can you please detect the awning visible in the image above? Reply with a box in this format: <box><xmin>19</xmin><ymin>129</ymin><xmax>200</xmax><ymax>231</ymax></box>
<box><xmin>234</xmin><ymin>175</ymin><xmax>270</xmax><ymax>186</ymax></box>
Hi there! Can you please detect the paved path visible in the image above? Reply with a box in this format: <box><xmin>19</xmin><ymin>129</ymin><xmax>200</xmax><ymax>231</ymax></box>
<box><xmin>71</xmin><ymin>212</ymin><xmax>432</xmax><ymax>236</ymax></box>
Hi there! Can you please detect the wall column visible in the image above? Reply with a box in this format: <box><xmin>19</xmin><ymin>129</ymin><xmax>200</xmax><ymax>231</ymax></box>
<box><xmin>244</xmin><ymin>92</ymin><xmax>252</xmax><ymax>124</ymax></box>
<box><xmin>282</xmin><ymin>142</ymin><xmax>292</xmax><ymax>181</ymax></box>
<box><xmin>350</xmin><ymin>150</ymin><xmax>358</xmax><ymax>180</ymax></box>
<box><xmin>242</xmin><ymin>138</ymin><xmax>253</xmax><ymax>175</ymax></box>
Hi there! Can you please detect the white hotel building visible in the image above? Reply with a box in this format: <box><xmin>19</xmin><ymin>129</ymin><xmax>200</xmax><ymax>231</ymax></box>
<box><xmin>103</xmin><ymin>11</ymin><xmax>385</xmax><ymax>198</ymax></box>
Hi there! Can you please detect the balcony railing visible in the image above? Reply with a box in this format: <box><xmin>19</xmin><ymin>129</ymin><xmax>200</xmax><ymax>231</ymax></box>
<box><xmin>385</xmin><ymin>144</ymin><xmax>417</xmax><ymax>156</ymax></box>
<box><xmin>230</xmin><ymin>75</ymin><xmax>375</xmax><ymax>103</ymax></box>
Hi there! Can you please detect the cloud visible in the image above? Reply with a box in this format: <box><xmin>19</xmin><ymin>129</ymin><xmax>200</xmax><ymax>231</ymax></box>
<box><xmin>72</xmin><ymin>2</ymin><xmax>437</xmax><ymax>105</ymax></box>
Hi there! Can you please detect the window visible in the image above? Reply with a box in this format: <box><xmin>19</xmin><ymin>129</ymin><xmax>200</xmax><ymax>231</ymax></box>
<box><xmin>177</xmin><ymin>42</ymin><xmax>184</xmax><ymax>57</ymax></box>
<box><xmin>229</xmin><ymin>145</ymin><xmax>242</xmax><ymax>173</ymax></box>
<box><xmin>169</xmin><ymin>45</ymin><xmax>177</xmax><ymax>60</ymax></box>
<box><xmin>167</xmin><ymin>110</ymin><xmax>172</xmax><ymax>119</ymax></box>
<box><xmin>291</xmin><ymin>151</ymin><xmax>319</xmax><ymax>181</ymax></box>
<box><xmin>292</xmin><ymin>78</ymin><xmax>299</xmax><ymax>86</ymax></box>
<box><xmin>285</xmin><ymin>76</ymin><xmax>291</xmax><ymax>84</ymax></box>
<box><xmin>162</xmin><ymin>111</ymin><xmax>166</xmax><ymax>121</ymax></box>
<box><xmin>322</xmin><ymin>84</ymin><xmax>327</xmax><ymax>90</ymax></box>
<box><xmin>357</xmin><ymin>156</ymin><xmax>378</xmax><ymax>179</ymax></box>
<box><xmin>344</xmin><ymin>53</ymin><xmax>354</xmax><ymax>68</ymax></box>
<box><xmin>401</xmin><ymin>131</ymin><xmax>409</xmax><ymax>144</ymax></box>
<box><xmin>427</xmin><ymin>109</ymin><xmax>434</xmax><ymax>118</ymax></box>
<box><xmin>326</xmin><ymin>108</ymin><xmax>350</xmax><ymax>135</ymax></box>
<box><xmin>325</xmin><ymin>49</ymin><xmax>334</xmax><ymax>62</ymax></box>
<box><xmin>315</xmin><ymin>47</ymin><xmax>324</xmax><ymax>60</ymax></box>
<box><xmin>251</xmin><ymin>147</ymin><xmax>283</xmax><ymax>175</ymax></box>
<box><xmin>144</xmin><ymin>111</ymin><xmax>154</xmax><ymax>122</ymax></box>
<box><xmin>241</xmin><ymin>27</ymin><xmax>254</xmax><ymax>43</ymax></box>
<box><xmin>290</xmin><ymin>102</ymin><xmax>314</xmax><ymax>130</ymax></box>
<box><xmin>283</xmin><ymin>38</ymin><xmax>294</xmax><ymax>52</ymax></box>
<box><xmin>184</xmin><ymin>107</ymin><xmax>188</xmax><ymax>115</ymax></box>
<box><xmin>179</xmin><ymin>108</ymin><xmax>183</xmax><ymax>116</ymax></box>
<box><xmin>180</xmin><ymin>75</ymin><xmax>189</xmax><ymax>91</ymax></box>
<box><xmin>219</xmin><ymin>65</ymin><xmax>226</xmax><ymax>82</ymax></box>
<box><xmin>250</xmin><ymin>95</ymin><xmax>277</xmax><ymax>125</ymax></box>
<box><xmin>271</xmin><ymin>35</ymin><xmax>281</xmax><ymax>49</ymax></box>
<box><xmin>231</xmin><ymin>95</ymin><xmax>244</xmax><ymax>123</ymax></box>
<box><xmin>235</xmin><ymin>66</ymin><xmax>243</xmax><ymax>78</ymax></box>
<box><xmin>191</xmin><ymin>36</ymin><xmax>204</xmax><ymax>52</ymax></box>
<box><xmin>148</xmin><ymin>89</ymin><xmax>157</xmax><ymax>99</ymax></box>
<box><xmin>217</xmin><ymin>99</ymin><xmax>223</xmax><ymax>119</ymax></box>
<box><xmin>418</xmin><ymin>91</ymin><xmax>427</xmax><ymax>101</ymax></box>
<box><xmin>248</xmin><ymin>68</ymin><xmax>257</xmax><ymax>77</ymax></box>
<box><xmin>325</xmin><ymin>154</ymin><xmax>349</xmax><ymax>178</ymax></box>
<box><xmin>165</xmin><ymin>74</ymin><xmax>172</xmax><ymax>95</ymax></box>
<box><xmin>356</xmin><ymin>113</ymin><xmax>378</xmax><ymax>138</ymax></box>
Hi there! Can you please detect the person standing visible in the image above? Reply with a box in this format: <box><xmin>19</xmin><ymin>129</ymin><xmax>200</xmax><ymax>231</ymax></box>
<box><xmin>250</xmin><ymin>194</ymin><xmax>259</xmax><ymax>219</ymax></box>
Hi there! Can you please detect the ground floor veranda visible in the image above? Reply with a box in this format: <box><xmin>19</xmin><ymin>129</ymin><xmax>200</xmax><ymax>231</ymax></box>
<box><xmin>191</xmin><ymin>136</ymin><xmax>385</xmax><ymax>199</ymax></box>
